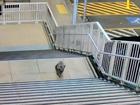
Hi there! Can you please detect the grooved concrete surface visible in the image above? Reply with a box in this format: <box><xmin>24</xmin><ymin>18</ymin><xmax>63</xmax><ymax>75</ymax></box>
<box><xmin>0</xmin><ymin>23</ymin><xmax>51</xmax><ymax>52</ymax></box>
<box><xmin>0</xmin><ymin>57</ymin><xmax>94</xmax><ymax>83</ymax></box>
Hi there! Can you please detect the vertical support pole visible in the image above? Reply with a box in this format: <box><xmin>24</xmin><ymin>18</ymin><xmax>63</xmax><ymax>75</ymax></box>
<box><xmin>108</xmin><ymin>41</ymin><xmax>117</xmax><ymax>78</ymax></box>
<box><xmin>127</xmin><ymin>0</ymin><xmax>130</xmax><ymax>9</ymax></box>
<box><xmin>98</xmin><ymin>34</ymin><xmax>106</xmax><ymax>68</ymax></box>
<box><xmin>18</xmin><ymin>4</ymin><xmax>21</xmax><ymax>24</ymax></box>
<box><xmin>136</xmin><ymin>75</ymin><xmax>140</xmax><ymax>91</ymax></box>
<box><xmin>89</xmin><ymin>23</ymin><xmax>94</xmax><ymax>53</ymax></box>
<box><xmin>2</xmin><ymin>5</ymin><xmax>6</xmax><ymax>24</ymax></box>
<box><xmin>35</xmin><ymin>3</ymin><xmax>39</xmax><ymax>23</ymax></box>
<box><xmin>121</xmin><ymin>43</ymin><xmax>131</xmax><ymax>84</ymax></box>
<box><xmin>83</xmin><ymin>0</ymin><xmax>87</xmax><ymax>22</ymax></box>
<box><xmin>72</xmin><ymin>0</ymin><xmax>79</xmax><ymax>24</ymax></box>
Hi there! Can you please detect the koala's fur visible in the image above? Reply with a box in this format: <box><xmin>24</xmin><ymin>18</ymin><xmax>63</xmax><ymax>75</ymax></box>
<box><xmin>55</xmin><ymin>61</ymin><xmax>65</xmax><ymax>77</ymax></box>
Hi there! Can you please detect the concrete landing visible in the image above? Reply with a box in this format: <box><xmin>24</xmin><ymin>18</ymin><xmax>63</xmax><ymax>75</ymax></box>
<box><xmin>0</xmin><ymin>23</ymin><xmax>51</xmax><ymax>52</ymax></box>
<box><xmin>0</xmin><ymin>57</ymin><xmax>94</xmax><ymax>83</ymax></box>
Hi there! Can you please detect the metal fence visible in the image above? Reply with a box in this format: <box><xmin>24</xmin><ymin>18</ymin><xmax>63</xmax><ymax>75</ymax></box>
<box><xmin>55</xmin><ymin>22</ymin><xmax>110</xmax><ymax>63</ymax></box>
<box><xmin>55</xmin><ymin>22</ymin><xmax>140</xmax><ymax>91</ymax></box>
<box><xmin>0</xmin><ymin>2</ymin><xmax>47</xmax><ymax>24</ymax></box>
<box><xmin>0</xmin><ymin>2</ymin><xmax>57</xmax><ymax>27</ymax></box>
<box><xmin>0</xmin><ymin>2</ymin><xmax>57</xmax><ymax>42</ymax></box>
<box><xmin>101</xmin><ymin>40</ymin><xmax>140</xmax><ymax>90</ymax></box>
<box><xmin>55</xmin><ymin>22</ymin><xmax>109</xmax><ymax>50</ymax></box>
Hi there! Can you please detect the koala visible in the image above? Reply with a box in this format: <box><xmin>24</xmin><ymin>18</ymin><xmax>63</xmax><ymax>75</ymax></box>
<box><xmin>55</xmin><ymin>61</ymin><xmax>65</xmax><ymax>77</ymax></box>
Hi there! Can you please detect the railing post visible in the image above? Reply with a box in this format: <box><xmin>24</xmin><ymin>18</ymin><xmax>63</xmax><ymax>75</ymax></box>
<box><xmin>18</xmin><ymin>4</ymin><xmax>21</xmax><ymax>24</ymax></box>
<box><xmin>95</xmin><ymin>28</ymin><xmax>103</xmax><ymax>63</ymax></box>
<box><xmin>2</xmin><ymin>5</ymin><xmax>6</xmax><ymax>24</ymax></box>
<box><xmin>88</xmin><ymin>22</ymin><xmax>94</xmax><ymax>53</ymax></box>
<box><xmin>83</xmin><ymin>0</ymin><xmax>87</xmax><ymax>22</ymax></box>
<box><xmin>72</xmin><ymin>0</ymin><xmax>79</xmax><ymax>24</ymax></box>
<box><xmin>136</xmin><ymin>76</ymin><xmax>140</xmax><ymax>91</ymax></box>
<box><xmin>98</xmin><ymin>36</ymin><xmax>106</xmax><ymax>68</ymax></box>
<box><xmin>126</xmin><ymin>0</ymin><xmax>131</xmax><ymax>9</ymax></box>
<box><xmin>46</xmin><ymin>2</ymin><xmax>58</xmax><ymax>27</ymax></box>
<box><xmin>108</xmin><ymin>41</ymin><xmax>117</xmax><ymax>78</ymax></box>
<box><xmin>62</xmin><ymin>26</ymin><xmax>65</xmax><ymax>49</ymax></box>
<box><xmin>121</xmin><ymin>43</ymin><xmax>132</xmax><ymax>84</ymax></box>
<box><xmin>35</xmin><ymin>3</ymin><xmax>39</xmax><ymax>23</ymax></box>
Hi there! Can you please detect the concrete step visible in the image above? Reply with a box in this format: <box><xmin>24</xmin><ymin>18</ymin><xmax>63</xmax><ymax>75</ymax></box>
<box><xmin>0</xmin><ymin>78</ymin><xmax>139</xmax><ymax>105</ymax></box>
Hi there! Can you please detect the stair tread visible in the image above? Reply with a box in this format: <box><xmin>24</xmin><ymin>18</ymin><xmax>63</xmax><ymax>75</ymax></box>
<box><xmin>0</xmin><ymin>78</ymin><xmax>139</xmax><ymax>105</ymax></box>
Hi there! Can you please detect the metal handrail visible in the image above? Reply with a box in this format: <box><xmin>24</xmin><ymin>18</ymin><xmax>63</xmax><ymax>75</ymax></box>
<box><xmin>62</xmin><ymin>33</ymin><xmax>140</xmax><ymax>60</ymax></box>
<box><xmin>55</xmin><ymin>22</ymin><xmax>140</xmax><ymax>91</ymax></box>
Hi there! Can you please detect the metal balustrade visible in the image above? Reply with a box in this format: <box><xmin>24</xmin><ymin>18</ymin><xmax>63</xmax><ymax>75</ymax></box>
<box><xmin>45</xmin><ymin>3</ymin><xmax>57</xmax><ymax>41</ymax></box>
<box><xmin>0</xmin><ymin>2</ymin><xmax>139</xmax><ymax>91</ymax></box>
<box><xmin>55</xmin><ymin>22</ymin><xmax>140</xmax><ymax>91</ymax></box>
<box><xmin>101</xmin><ymin>40</ymin><xmax>140</xmax><ymax>90</ymax></box>
<box><xmin>55</xmin><ymin>22</ymin><xmax>110</xmax><ymax>65</ymax></box>
<box><xmin>0</xmin><ymin>2</ymin><xmax>57</xmax><ymax>43</ymax></box>
<box><xmin>0</xmin><ymin>2</ymin><xmax>57</xmax><ymax>30</ymax></box>
<box><xmin>0</xmin><ymin>2</ymin><xmax>47</xmax><ymax>24</ymax></box>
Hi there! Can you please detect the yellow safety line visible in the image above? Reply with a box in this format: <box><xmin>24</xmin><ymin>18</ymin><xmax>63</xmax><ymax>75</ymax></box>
<box><xmin>114</xmin><ymin>2</ymin><xmax>138</xmax><ymax>10</ymax></box>
<box><xmin>78</xmin><ymin>7</ymin><xmax>102</xmax><ymax>15</ymax></box>
<box><xmin>78</xmin><ymin>7</ymin><xmax>139</xmax><ymax>16</ymax></box>
<box><xmin>78</xmin><ymin>4</ymin><xmax>138</xmax><ymax>14</ymax></box>
<box><xmin>85</xmin><ymin>4</ymin><xmax>131</xmax><ymax>15</ymax></box>
<box><xmin>78</xmin><ymin>5</ymin><xmax>114</xmax><ymax>15</ymax></box>
<box><xmin>78</xmin><ymin>5</ymin><xmax>120</xmax><ymax>15</ymax></box>
<box><xmin>78</xmin><ymin>5</ymin><xmax>110</xmax><ymax>15</ymax></box>
<box><xmin>131</xmin><ymin>2</ymin><xmax>140</xmax><ymax>10</ymax></box>
<box><xmin>86</xmin><ymin>4</ymin><xmax>123</xmax><ymax>14</ymax></box>
<box><xmin>89</xmin><ymin>2</ymin><xmax>140</xmax><ymax>11</ymax></box>
<box><xmin>79</xmin><ymin>2</ymin><xmax>139</xmax><ymax>10</ymax></box>
<box><xmin>100</xmin><ymin>2</ymin><xmax>139</xmax><ymax>10</ymax></box>
<box><xmin>78</xmin><ymin>2</ymin><xmax>140</xmax><ymax>16</ymax></box>
<box><xmin>56</xmin><ymin>4</ymin><xmax>68</xmax><ymax>15</ymax></box>
<box><xmin>108</xmin><ymin>2</ymin><xmax>140</xmax><ymax>12</ymax></box>
<box><xmin>91</xmin><ymin>2</ymin><xmax>140</xmax><ymax>13</ymax></box>
<box><xmin>78</xmin><ymin>4</ymin><xmax>140</xmax><ymax>16</ymax></box>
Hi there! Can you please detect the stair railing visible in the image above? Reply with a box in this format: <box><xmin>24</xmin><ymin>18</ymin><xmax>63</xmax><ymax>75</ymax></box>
<box><xmin>100</xmin><ymin>40</ymin><xmax>140</xmax><ymax>91</ymax></box>
<box><xmin>1</xmin><ymin>2</ymin><xmax>48</xmax><ymax>24</ymax></box>
<box><xmin>55</xmin><ymin>22</ymin><xmax>140</xmax><ymax>91</ymax></box>
<box><xmin>0</xmin><ymin>2</ymin><xmax>57</xmax><ymax>43</ymax></box>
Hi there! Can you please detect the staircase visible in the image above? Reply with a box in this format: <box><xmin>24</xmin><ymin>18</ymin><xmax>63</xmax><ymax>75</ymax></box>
<box><xmin>55</xmin><ymin>22</ymin><xmax>140</xmax><ymax>91</ymax></box>
<box><xmin>0</xmin><ymin>78</ymin><xmax>139</xmax><ymax>105</ymax></box>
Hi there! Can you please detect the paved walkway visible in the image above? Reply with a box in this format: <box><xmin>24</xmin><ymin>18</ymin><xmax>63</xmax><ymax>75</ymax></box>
<box><xmin>0</xmin><ymin>57</ymin><xmax>94</xmax><ymax>83</ymax></box>
<box><xmin>0</xmin><ymin>1</ymin><xmax>94</xmax><ymax>84</ymax></box>
<box><xmin>0</xmin><ymin>23</ymin><xmax>51</xmax><ymax>52</ymax></box>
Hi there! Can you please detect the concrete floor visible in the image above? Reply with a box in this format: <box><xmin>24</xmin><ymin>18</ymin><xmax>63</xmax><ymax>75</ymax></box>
<box><xmin>0</xmin><ymin>0</ymin><xmax>90</xmax><ymax>83</ymax></box>
<box><xmin>0</xmin><ymin>57</ymin><xmax>94</xmax><ymax>83</ymax></box>
<box><xmin>0</xmin><ymin>23</ymin><xmax>51</xmax><ymax>52</ymax></box>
